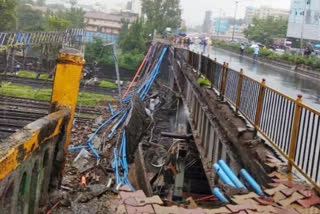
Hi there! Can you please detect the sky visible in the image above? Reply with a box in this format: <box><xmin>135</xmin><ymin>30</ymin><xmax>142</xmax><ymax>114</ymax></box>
<box><xmin>180</xmin><ymin>0</ymin><xmax>292</xmax><ymax>26</ymax></box>
<box><xmin>49</xmin><ymin>0</ymin><xmax>292</xmax><ymax>26</ymax></box>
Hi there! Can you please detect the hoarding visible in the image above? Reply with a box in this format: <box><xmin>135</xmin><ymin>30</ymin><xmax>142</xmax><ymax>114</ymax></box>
<box><xmin>215</xmin><ymin>19</ymin><xmax>229</xmax><ymax>33</ymax></box>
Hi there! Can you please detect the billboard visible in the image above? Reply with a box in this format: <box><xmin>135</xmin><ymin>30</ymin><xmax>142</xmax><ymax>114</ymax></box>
<box><xmin>215</xmin><ymin>19</ymin><xmax>229</xmax><ymax>33</ymax></box>
<box><xmin>287</xmin><ymin>0</ymin><xmax>320</xmax><ymax>41</ymax></box>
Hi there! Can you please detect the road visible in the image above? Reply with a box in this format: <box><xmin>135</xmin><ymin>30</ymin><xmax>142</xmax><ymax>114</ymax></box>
<box><xmin>192</xmin><ymin>45</ymin><xmax>320</xmax><ymax>110</ymax></box>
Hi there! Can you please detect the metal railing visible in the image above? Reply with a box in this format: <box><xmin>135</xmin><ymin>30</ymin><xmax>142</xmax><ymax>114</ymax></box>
<box><xmin>0</xmin><ymin>29</ymin><xmax>85</xmax><ymax>49</ymax></box>
<box><xmin>186</xmin><ymin>49</ymin><xmax>320</xmax><ymax>190</ymax></box>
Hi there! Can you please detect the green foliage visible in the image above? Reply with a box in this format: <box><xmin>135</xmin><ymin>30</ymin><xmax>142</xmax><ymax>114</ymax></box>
<box><xmin>17</xmin><ymin>70</ymin><xmax>36</xmax><ymax>78</ymax></box>
<box><xmin>85</xmin><ymin>37</ymin><xmax>113</xmax><ymax>65</ymax></box>
<box><xmin>243</xmin><ymin>16</ymin><xmax>288</xmax><ymax>45</ymax></box>
<box><xmin>56</xmin><ymin>7</ymin><xmax>85</xmax><ymax>28</ymax></box>
<box><xmin>17</xmin><ymin>5</ymin><xmax>46</xmax><ymax>31</ymax></box>
<box><xmin>0</xmin><ymin>0</ymin><xmax>17</xmax><ymax>31</ymax></box>
<box><xmin>213</xmin><ymin>40</ymin><xmax>320</xmax><ymax>69</ymax></box>
<box><xmin>98</xmin><ymin>80</ymin><xmax>117</xmax><ymax>88</ymax></box>
<box><xmin>120</xmin><ymin>19</ymin><xmax>146</xmax><ymax>53</ymax></box>
<box><xmin>16</xmin><ymin>71</ymin><xmax>51</xmax><ymax>79</ymax></box>
<box><xmin>0</xmin><ymin>82</ymin><xmax>114</xmax><ymax>106</ymax></box>
<box><xmin>37</xmin><ymin>0</ymin><xmax>46</xmax><ymax>6</ymax></box>
<box><xmin>118</xmin><ymin>19</ymin><xmax>129</xmax><ymax>46</ymax></box>
<box><xmin>197</xmin><ymin>77</ymin><xmax>211</xmax><ymax>87</ymax></box>
<box><xmin>141</xmin><ymin>0</ymin><xmax>181</xmax><ymax>35</ymax></box>
<box><xmin>47</xmin><ymin>16</ymin><xmax>72</xmax><ymax>31</ymax></box>
<box><xmin>85</xmin><ymin>37</ymin><xmax>145</xmax><ymax>70</ymax></box>
<box><xmin>118</xmin><ymin>50</ymin><xmax>145</xmax><ymax>70</ymax></box>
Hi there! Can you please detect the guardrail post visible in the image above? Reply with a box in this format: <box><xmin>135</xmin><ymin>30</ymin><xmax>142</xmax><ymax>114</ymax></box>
<box><xmin>187</xmin><ymin>50</ymin><xmax>190</xmax><ymax>64</ymax></box>
<box><xmin>205</xmin><ymin>55</ymin><xmax>209</xmax><ymax>77</ymax></box>
<box><xmin>198</xmin><ymin>52</ymin><xmax>201</xmax><ymax>72</ymax></box>
<box><xmin>288</xmin><ymin>95</ymin><xmax>303</xmax><ymax>172</ymax></box>
<box><xmin>220</xmin><ymin>62</ymin><xmax>228</xmax><ymax>98</ymax></box>
<box><xmin>254</xmin><ymin>79</ymin><xmax>266</xmax><ymax>128</ymax></box>
<box><xmin>236</xmin><ymin>69</ymin><xmax>244</xmax><ymax>113</ymax></box>
<box><xmin>50</xmin><ymin>48</ymin><xmax>85</xmax><ymax>152</ymax></box>
<box><xmin>211</xmin><ymin>58</ymin><xmax>217</xmax><ymax>89</ymax></box>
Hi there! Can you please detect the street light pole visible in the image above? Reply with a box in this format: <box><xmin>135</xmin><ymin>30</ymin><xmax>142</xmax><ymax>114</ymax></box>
<box><xmin>232</xmin><ymin>0</ymin><xmax>239</xmax><ymax>41</ymax></box>
<box><xmin>103</xmin><ymin>43</ymin><xmax>123</xmax><ymax>107</ymax></box>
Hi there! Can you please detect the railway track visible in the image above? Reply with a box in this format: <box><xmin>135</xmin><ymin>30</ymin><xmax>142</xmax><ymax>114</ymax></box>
<box><xmin>0</xmin><ymin>96</ymin><xmax>109</xmax><ymax>139</ymax></box>
<box><xmin>0</xmin><ymin>75</ymin><xmax>119</xmax><ymax>95</ymax></box>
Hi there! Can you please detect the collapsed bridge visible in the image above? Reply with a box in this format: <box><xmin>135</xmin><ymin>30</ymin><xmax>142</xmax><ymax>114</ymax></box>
<box><xmin>0</xmin><ymin>42</ymin><xmax>320</xmax><ymax>213</ymax></box>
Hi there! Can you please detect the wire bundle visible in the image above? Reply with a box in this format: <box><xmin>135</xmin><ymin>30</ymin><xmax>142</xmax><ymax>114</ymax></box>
<box><xmin>69</xmin><ymin>43</ymin><xmax>168</xmax><ymax>191</ymax></box>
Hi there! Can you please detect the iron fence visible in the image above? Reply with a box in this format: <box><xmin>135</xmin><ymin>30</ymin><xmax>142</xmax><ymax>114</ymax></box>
<box><xmin>185</xmin><ymin>48</ymin><xmax>320</xmax><ymax>190</ymax></box>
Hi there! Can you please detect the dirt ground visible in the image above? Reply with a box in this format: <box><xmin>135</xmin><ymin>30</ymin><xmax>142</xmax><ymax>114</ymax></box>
<box><xmin>47</xmin><ymin>109</ymin><xmax>122</xmax><ymax>214</ymax></box>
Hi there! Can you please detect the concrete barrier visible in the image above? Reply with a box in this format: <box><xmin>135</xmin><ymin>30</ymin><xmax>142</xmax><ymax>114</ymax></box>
<box><xmin>0</xmin><ymin>48</ymin><xmax>84</xmax><ymax>213</ymax></box>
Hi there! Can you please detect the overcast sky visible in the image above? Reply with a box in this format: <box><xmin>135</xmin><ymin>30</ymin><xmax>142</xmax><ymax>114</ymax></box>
<box><xmin>73</xmin><ymin>0</ymin><xmax>292</xmax><ymax>26</ymax></box>
<box><xmin>180</xmin><ymin>0</ymin><xmax>292</xmax><ymax>26</ymax></box>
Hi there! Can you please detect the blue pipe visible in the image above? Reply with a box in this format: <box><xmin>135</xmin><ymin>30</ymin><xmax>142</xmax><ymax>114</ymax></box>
<box><xmin>240</xmin><ymin>169</ymin><xmax>263</xmax><ymax>195</ymax></box>
<box><xmin>107</xmin><ymin>109</ymin><xmax>130</xmax><ymax>139</ymax></box>
<box><xmin>108</xmin><ymin>104</ymin><xmax>114</xmax><ymax>115</ymax></box>
<box><xmin>68</xmin><ymin>145</ymin><xmax>89</xmax><ymax>151</ymax></box>
<box><xmin>112</xmin><ymin>148</ymin><xmax>120</xmax><ymax>184</ymax></box>
<box><xmin>87</xmin><ymin>142</ymin><xmax>100</xmax><ymax>158</ymax></box>
<box><xmin>213</xmin><ymin>164</ymin><xmax>236</xmax><ymax>187</ymax></box>
<box><xmin>212</xmin><ymin>187</ymin><xmax>229</xmax><ymax>203</ymax></box>
<box><xmin>88</xmin><ymin>109</ymin><xmax>124</xmax><ymax>143</ymax></box>
<box><xmin>218</xmin><ymin>160</ymin><xmax>246</xmax><ymax>189</ymax></box>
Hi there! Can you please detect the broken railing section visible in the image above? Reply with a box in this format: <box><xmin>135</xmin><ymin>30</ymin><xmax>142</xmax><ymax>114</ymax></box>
<box><xmin>185</xmin><ymin>48</ymin><xmax>320</xmax><ymax>191</ymax></box>
<box><xmin>186</xmin><ymin>48</ymin><xmax>320</xmax><ymax>189</ymax></box>
<box><xmin>0</xmin><ymin>48</ymin><xmax>85</xmax><ymax>213</ymax></box>
<box><xmin>170</xmin><ymin>47</ymin><xmax>277</xmax><ymax>192</ymax></box>
<box><xmin>0</xmin><ymin>29</ymin><xmax>85</xmax><ymax>49</ymax></box>
<box><xmin>68</xmin><ymin>44</ymin><xmax>169</xmax><ymax>191</ymax></box>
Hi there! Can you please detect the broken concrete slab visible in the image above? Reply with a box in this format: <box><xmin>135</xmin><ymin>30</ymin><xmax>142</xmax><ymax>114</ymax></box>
<box><xmin>278</xmin><ymin>192</ymin><xmax>304</xmax><ymax>206</ymax></box>
<box><xmin>264</xmin><ymin>184</ymin><xmax>288</xmax><ymax>196</ymax></box>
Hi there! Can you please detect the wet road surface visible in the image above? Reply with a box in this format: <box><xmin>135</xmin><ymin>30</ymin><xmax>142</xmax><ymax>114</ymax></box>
<box><xmin>191</xmin><ymin>45</ymin><xmax>320</xmax><ymax>110</ymax></box>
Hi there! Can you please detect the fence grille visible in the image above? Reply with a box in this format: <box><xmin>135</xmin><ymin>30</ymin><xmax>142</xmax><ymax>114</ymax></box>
<box><xmin>224</xmin><ymin>69</ymin><xmax>239</xmax><ymax>105</ymax></box>
<box><xmin>239</xmin><ymin>76</ymin><xmax>260</xmax><ymax>123</ymax></box>
<box><xmin>183</xmin><ymin>48</ymin><xmax>320</xmax><ymax>190</ymax></box>
<box><xmin>295</xmin><ymin>105</ymin><xmax>320</xmax><ymax>184</ymax></box>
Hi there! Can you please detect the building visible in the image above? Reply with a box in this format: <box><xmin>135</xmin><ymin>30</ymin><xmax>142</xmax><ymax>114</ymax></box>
<box><xmin>245</xmin><ymin>6</ymin><xmax>289</xmax><ymax>24</ymax></box>
<box><xmin>84</xmin><ymin>11</ymin><xmax>137</xmax><ymax>42</ymax></box>
<box><xmin>131</xmin><ymin>0</ymin><xmax>142</xmax><ymax>16</ymax></box>
<box><xmin>287</xmin><ymin>0</ymin><xmax>320</xmax><ymax>41</ymax></box>
<box><xmin>202</xmin><ymin>11</ymin><xmax>213</xmax><ymax>33</ymax></box>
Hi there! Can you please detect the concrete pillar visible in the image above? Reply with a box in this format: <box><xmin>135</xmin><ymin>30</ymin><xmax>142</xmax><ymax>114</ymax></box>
<box><xmin>50</xmin><ymin>48</ymin><xmax>85</xmax><ymax>158</ymax></box>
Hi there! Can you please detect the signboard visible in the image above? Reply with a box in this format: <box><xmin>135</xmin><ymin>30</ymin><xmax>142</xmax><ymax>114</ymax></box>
<box><xmin>215</xmin><ymin>19</ymin><xmax>229</xmax><ymax>33</ymax></box>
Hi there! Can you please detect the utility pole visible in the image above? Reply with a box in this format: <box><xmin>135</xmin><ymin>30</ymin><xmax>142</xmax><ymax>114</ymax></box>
<box><xmin>232</xmin><ymin>0</ymin><xmax>239</xmax><ymax>41</ymax></box>
<box><xmin>300</xmin><ymin>0</ymin><xmax>307</xmax><ymax>55</ymax></box>
<box><xmin>102</xmin><ymin>43</ymin><xmax>123</xmax><ymax>107</ymax></box>
<box><xmin>112</xmin><ymin>44</ymin><xmax>123</xmax><ymax>107</ymax></box>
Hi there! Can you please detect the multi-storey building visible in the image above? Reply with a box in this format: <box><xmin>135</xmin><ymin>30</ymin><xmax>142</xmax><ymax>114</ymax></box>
<box><xmin>245</xmin><ymin>6</ymin><xmax>289</xmax><ymax>24</ymax></box>
<box><xmin>84</xmin><ymin>11</ymin><xmax>137</xmax><ymax>42</ymax></box>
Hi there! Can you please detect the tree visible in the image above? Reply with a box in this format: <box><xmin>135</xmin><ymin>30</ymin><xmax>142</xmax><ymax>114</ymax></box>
<box><xmin>244</xmin><ymin>16</ymin><xmax>288</xmax><ymax>45</ymax></box>
<box><xmin>47</xmin><ymin>16</ymin><xmax>71</xmax><ymax>31</ymax></box>
<box><xmin>120</xmin><ymin>19</ymin><xmax>146</xmax><ymax>53</ymax></box>
<box><xmin>0</xmin><ymin>0</ymin><xmax>17</xmax><ymax>31</ymax></box>
<box><xmin>69</xmin><ymin>0</ymin><xmax>77</xmax><ymax>7</ymax></box>
<box><xmin>61</xmin><ymin>7</ymin><xmax>85</xmax><ymax>28</ymax></box>
<box><xmin>17</xmin><ymin>4</ymin><xmax>46</xmax><ymax>31</ymax></box>
<box><xmin>118</xmin><ymin>19</ymin><xmax>129</xmax><ymax>46</ymax></box>
<box><xmin>85</xmin><ymin>37</ymin><xmax>112</xmax><ymax>64</ymax></box>
<box><xmin>141</xmin><ymin>0</ymin><xmax>181</xmax><ymax>35</ymax></box>
<box><xmin>37</xmin><ymin>0</ymin><xmax>46</xmax><ymax>6</ymax></box>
